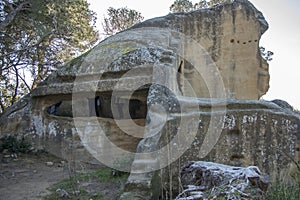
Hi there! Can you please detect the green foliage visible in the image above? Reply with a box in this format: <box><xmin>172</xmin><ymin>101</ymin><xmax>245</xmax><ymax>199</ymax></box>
<box><xmin>0</xmin><ymin>0</ymin><xmax>99</xmax><ymax>114</ymax></box>
<box><xmin>85</xmin><ymin>169</ymin><xmax>129</xmax><ymax>182</ymax></box>
<box><xmin>44</xmin><ymin>178</ymin><xmax>104</xmax><ymax>200</ymax></box>
<box><xmin>0</xmin><ymin>135</ymin><xmax>32</xmax><ymax>153</ymax></box>
<box><xmin>170</xmin><ymin>0</ymin><xmax>194</xmax><ymax>13</ymax></box>
<box><xmin>170</xmin><ymin>0</ymin><xmax>233</xmax><ymax>12</ymax></box>
<box><xmin>102</xmin><ymin>7</ymin><xmax>144</xmax><ymax>36</ymax></box>
<box><xmin>266</xmin><ymin>159</ymin><xmax>299</xmax><ymax>200</ymax></box>
<box><xmin>44</xmin><ymin>168</ymin><xmax>129</xmax><ymax>200</ymax></box>
<box><xmin>266</xmin><ymin>180</ymin><xmax>300</xmax><ymax>200</ymax></box>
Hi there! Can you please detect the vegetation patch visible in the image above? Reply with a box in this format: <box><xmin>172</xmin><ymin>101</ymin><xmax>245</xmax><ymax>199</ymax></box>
<box><xmin>44</xmin><ymin>169</ymin><xmax>129</xmax><ymax>200</ymax></box>
<box><xmin>266</xmin><ymin>180</ymin><xmax>300</xmax><ymax>200</ymax></box>
<box><xmin>0</xmin><ymin>135</ymin><xmax>32</xmax><ymax>153</ymax></box>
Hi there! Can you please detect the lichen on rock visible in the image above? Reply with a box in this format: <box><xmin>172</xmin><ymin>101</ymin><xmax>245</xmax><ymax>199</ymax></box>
<box><xmin>176</xmin><ymin>161</ymin><xmax>270</xmax><ymax>200</ymax></box>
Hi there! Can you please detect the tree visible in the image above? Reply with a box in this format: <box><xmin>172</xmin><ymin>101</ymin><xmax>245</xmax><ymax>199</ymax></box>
<box><xmin>170</xmin><ymin>0</ymin><xmax>233</xmax><ymax>12</ymax></box>
<box><xmin>102</xmin><ymin>7</ymin><xmax>144</xmax><ymax>36</ymax></box>
<box><xmin>194</xmin><ymin>1</ymin><xmax>210</xmax><ymax>9</ymax></box>
<box><xmin>0</xmin><ymin>0</ymin><xmax>99</xmax><ymax>114</ymax></box>
<box><xmin>170</xmin><ymin>0</ymin><xmax>194</xmax><ymax>13</ymax></box>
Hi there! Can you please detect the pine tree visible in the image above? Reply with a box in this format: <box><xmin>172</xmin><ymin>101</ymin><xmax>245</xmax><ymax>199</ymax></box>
<box><xmin>170</xmin><ymin>0</ymin><xmax>233</xmax><ymax>12</ymax></box>
<box><xmin>0</xmin><ymin>0</ymin><xmax>99</xmax><ymax>113</ymax></box>
<box><xmin>102</xmin><ymin>7</ymin><xmax>144</xmax><ymax>36</ymax></box>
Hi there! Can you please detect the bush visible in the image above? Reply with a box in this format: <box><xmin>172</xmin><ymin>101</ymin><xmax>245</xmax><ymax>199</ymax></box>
<box><xmin>0</xmin><ymin>135</ymin><xmax>32</xmax><ymax>153</ymax></box>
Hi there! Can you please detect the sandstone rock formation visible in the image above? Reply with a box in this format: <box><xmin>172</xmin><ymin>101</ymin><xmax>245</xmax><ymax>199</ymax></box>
<box><xmin>0</xmin><ymin>0</ymin><xmax>271</xmax><ymax>159</ymax></box>
<box><xmin>131</xmin><ymin>0</ymin><xmax>270</xmax><ymax>99</ymax></box>
<box><xmin>120</xmin><ymin>96</ymin><xmax>299</xmax><ymax>200</ymax></box>
<box><xmin>0</xmin><ymin>0</ymin><xmax>299</xmax><ymax>199</ymax></box>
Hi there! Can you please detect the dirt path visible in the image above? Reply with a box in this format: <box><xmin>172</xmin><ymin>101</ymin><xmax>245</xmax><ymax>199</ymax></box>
<box><xmin>0</xmin><ymin>152</ymin><xmax>69</xmax><ymax>200</ymax></box>
<box><xmin>0</xmin><ymin>152</ymin><xmax>126</xmax><ymax>200</ymax></box>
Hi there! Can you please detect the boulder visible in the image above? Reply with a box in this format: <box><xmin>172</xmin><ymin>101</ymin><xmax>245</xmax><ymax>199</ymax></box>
<box><xmin>176</xmin><ymin>161</ymin><xmax>270</xmax><ymax>200</ymax></box>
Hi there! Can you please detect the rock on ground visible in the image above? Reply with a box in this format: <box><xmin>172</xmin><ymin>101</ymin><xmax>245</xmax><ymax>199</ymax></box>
<box><xmin>176</xmin><ymin>161</ymin><xmax>270</xmax><ymax>200</ymax></box>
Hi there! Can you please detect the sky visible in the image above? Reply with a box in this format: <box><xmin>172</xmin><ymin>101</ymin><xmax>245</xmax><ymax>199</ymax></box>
<box><xmin>87</xmin><ymin>0</ymin><xmax>300</xmax><ymax>109</ymax></box>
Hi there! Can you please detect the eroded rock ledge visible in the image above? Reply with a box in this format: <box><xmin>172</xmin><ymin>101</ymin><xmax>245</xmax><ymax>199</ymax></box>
<box><xmin>0</xmin><ymin>1</ymin><xmax>299</xmax><ymax>200</ymax></box>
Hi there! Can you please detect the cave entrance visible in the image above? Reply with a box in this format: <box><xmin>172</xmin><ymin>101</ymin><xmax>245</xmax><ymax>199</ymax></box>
<box><xmin>47</xmin><ymin>88</ymin><xmax>149</xmax><ymax>121</ymax></box>
<box><xmin>47</xmin><ymin>88</ymin><xmax>149</xmax><ymax>152</ymax></box>
<box><xmin>91</xmin><ymin>88</ymin><xmax>148</xmax><ymax>120</ymax></box>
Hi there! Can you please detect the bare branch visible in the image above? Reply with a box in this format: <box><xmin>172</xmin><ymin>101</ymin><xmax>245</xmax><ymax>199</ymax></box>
<box><xmin>0</xmin><ymin>0</ymin><xmax>31</xmax><ymax>30</ymax></box>
<box><xmin>11</xmin><ymin>65</ymin><xmax>19</xmax><ymax>104</ymax></box>
<box><xmin>0</xmin><ymin>31</ymin><xmax>54</xmax><ymax>58</ymax></box>
<box><xmin>0</xmin><ymin>100</ymin><xmax>5</xmax><ymax>114</ymax></box>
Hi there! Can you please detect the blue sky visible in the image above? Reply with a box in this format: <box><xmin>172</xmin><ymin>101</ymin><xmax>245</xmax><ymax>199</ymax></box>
<box><xmin>87</xmin><ymin>0</ymin><xmax>300</xmax><ymax>109</ymax></box>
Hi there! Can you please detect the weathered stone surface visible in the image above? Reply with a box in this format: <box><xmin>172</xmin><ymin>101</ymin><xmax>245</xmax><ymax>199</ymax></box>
<box><xmin>271</xmin><ymin>99</ymin><xmax>294</xmax><ymax>111</ymax></box>
<box><xmin>30</xmin><ymin>0</ymin><xmax>268</xmax><ymax>99</ymax></box>
<box><xmin>0</xmin><ymin>1</ymin><xmax>299</xmax><ymax>200</ymax></box>
<box><xmin>131</xmin><ymin>0</ymin><xmax>269</xmax><ymax>99</ymax></box>
<box><xmin>128</xmin><ymin>97</ymin><xmax>299</xmax><ymax>199</ymax></box>
<box><xmin>176</xmin><ymin>161</ymin><xmax>270</xmax><ymax>200</ymax></box>
<box><xmin>0</xmin><ymin>0</ymin><xmax>272</xmax><ymax>164</ymax></box>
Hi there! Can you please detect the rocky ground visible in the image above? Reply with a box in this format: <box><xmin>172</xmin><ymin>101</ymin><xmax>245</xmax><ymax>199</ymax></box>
<box><xmin>0</xmin><ymin>152</ymin><xmax>126</xmax><ymax>200</ymax></box>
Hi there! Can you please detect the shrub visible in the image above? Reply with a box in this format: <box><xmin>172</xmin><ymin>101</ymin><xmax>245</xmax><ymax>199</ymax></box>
<box><xmin>0</xmin><ymin>135</ymin><xmax>32</xmax><ymax>153</ymax></box>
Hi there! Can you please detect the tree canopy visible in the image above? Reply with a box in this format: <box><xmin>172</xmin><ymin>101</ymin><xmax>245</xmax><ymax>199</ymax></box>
<box><xmin>102</xmin><ymin>7</ymin><xmax>144</xmax><ymax>36</ymax></box>
<box><xmin>0</xmin><ymin>0</ymin><xmax>99</xmax><ymax>113</ymax></box>
<box><xmin>170</xmin><ymin>0</ymin><xmax>194</xmax><ymax>13</ymax></box>
<box><xmin>170</xmin><ymin>0</ymin><xmax>233</xmax><ymax>12</ymax></box>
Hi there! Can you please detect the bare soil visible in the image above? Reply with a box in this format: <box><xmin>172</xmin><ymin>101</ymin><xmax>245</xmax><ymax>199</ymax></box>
<box><xmin>0</xmin><ymin>152</ymin><xmax>72</xmax><ymax>200</ymax></box>
<box><xmin>0</xmin><ymin>152</ymin><xmax>123</xmax><ymax>200</ymax></box>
